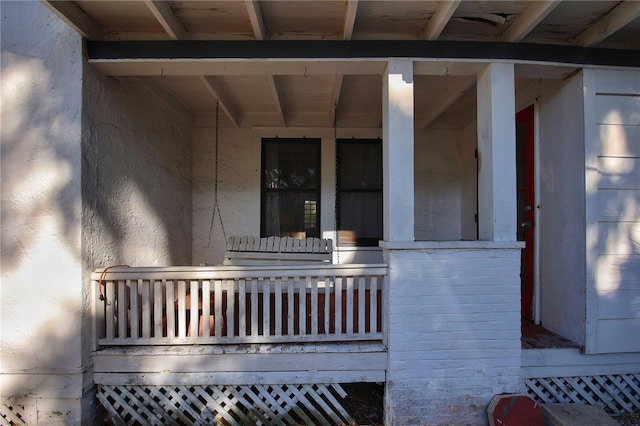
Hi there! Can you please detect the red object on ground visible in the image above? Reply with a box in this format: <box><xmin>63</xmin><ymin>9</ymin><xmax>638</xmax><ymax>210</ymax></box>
<box><xmin>488</xmin><ymin>394</ymin><xmax>544</xmax><ymax>426</ymax></box>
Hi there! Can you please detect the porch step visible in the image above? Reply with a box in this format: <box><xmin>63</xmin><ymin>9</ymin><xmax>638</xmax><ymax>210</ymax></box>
<box><xmin>541</xmin><ymin>404</ymin><xmax>619</xmax><ymax>426</ymax></box>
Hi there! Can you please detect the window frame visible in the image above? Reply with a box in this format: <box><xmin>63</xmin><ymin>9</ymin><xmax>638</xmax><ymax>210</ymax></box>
<box><xmin>260</xmin><ymin>137</ymin><xmax>322</xmax><ymax>238</ymax></box>
<box><xmin>336</xmin><ymin>138</ymin><xmax>383</xmax><ymax>247</ymax></box>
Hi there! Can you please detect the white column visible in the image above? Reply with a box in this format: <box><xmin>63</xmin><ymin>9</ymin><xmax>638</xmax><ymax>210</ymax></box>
<box><xmin>476</xmin><ymin>62</ymin><xmax>517</xmax><ymax>241</ymax></box>
<box><xmin>382</xmin><ymin>59</ymin><xmax>415</xmax><ymax>242</ymax></box>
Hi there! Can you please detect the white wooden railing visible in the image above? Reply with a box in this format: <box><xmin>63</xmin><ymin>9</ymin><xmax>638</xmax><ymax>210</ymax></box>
<box><xmin>92</xmin><ymin>264</ymin><xmax>386</xmax><ymax>346</ymax></box>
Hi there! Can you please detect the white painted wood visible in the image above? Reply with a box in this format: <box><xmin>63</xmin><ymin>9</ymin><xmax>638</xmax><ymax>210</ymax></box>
<box><xmin>41</xmin><ymin>0</ymin><xmax>103</xmax><ymax>40</ymax></box>
<box><xmin>200</xmin><ymin>76</ymin><xmax>240</xmax><ymax>127</ymax></box>
<box><xmin>597</xmin><ymin>95</ymin><xmax>640</xmax><ymax>125</ymax></box>
<box><xmin>165</xmin><ymin>280</ymin><xmax>175</xmax><ymax>338</ymax></box>
<box><xmin>383</xmin><ymin>59</ymin><xmax>415</xmax><ymax>242</ymax></box>
<box><xmin>94</xmin><ymin>350</ymin><xmax>388</xmax><ymax>375</ymax></box>
<box><xmin>573</xmin><ymin>1</ymin><xmax>640</xmax><ymax>47</ymax></box>
<box><xmin>476</xmin><ymin>62</ymin><xmax>517</xmax><ymax>241</ymax></box>
<box><xmin>144</xmin><ymin>0</ymin><xmax>187</xmax><ymax>40</ymax></box>
<box><xmin>598</xmin><ymin>125</ymin><xmax>640</xmax><ymax>157</ymax></box>
<box><xmin>598</xmin><ymin>158</ymin><xmax>640</xmax><ymax>189</ymax></box>
<box><xmin>223</xmin><ymin>236</ymin><xmax>333</xmax><ymax>265</ymax></box>
<box><xmin>598</xmin><ymin>222</ymin><xmax>640</xmax><ymax>255</ymax></box>
<box><xmin>500</xmin><ymin>1</ymin><xmax>560</xmax><ymax>42</ymax></box>
<box><xmin>420</xmin><ymin>0</ymin><xmax>460</xmax><ymax>40</ymax></box>
<box><xmin>245</xmin><ymin>0</ymin><xmax>266</xmax><ymax>40</ymax></box>
<box><xmin>418</xmin><ymin>76</ymin><xmax>475</xmax><ymax>128</ymax></box>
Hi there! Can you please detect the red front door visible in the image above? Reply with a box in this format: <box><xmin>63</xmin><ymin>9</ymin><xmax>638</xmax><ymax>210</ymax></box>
<box><xmin>516</xmin><ymin>105</ymin><xmax>535</xmax><ymax>321</ymax></box>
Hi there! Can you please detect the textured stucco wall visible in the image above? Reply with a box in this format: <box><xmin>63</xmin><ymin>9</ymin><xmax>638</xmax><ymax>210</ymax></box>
<box><xmin>1</xmin><ymin>2</ymin><xmax>86</xmax><ymax>423</ymax></box>
<box><xmin>383</xmin><ymin>244</ymin><xmax>522</xmax><ymax>425</ymax></box>
<box><xmin>192</xmin><ymin>125</ymin><xmax>386</xmax><ymax>265</ymax></box>
<box><xmin>82</xmin><ymin>72</ymin><xmax>194</xmax><ymax>270</ymax></box>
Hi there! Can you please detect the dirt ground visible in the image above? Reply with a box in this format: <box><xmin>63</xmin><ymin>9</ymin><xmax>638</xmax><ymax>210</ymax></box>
<box><xmin>612</xmin><ymin>408</ymin><xmax>640</xmax><ymax>426</ymax></box>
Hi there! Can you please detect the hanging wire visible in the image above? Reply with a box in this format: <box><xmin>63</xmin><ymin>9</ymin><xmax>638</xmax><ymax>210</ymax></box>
<box><xmin>333</xmin><ymin>103</ymin><xmax>340</xmax><ymax>264</ymax></box>
<box><xmin>205</xmin><ymin>101</ymin><xmax>227</xmax><ymax>265</ymax></box>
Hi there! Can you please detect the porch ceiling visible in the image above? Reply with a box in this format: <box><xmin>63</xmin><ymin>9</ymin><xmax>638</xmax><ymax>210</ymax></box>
<box><xmin>45</xmin><ymin>0</ymin><xmax>640</xmax><ymax>129</ymax></box>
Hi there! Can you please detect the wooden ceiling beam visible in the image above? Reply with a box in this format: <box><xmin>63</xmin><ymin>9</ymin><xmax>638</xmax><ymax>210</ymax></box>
<box><xmin>329</xmin><ymin>0</ymin><xmax>359</xmax><ymax>127</ymax></box>
<box><xmin>267</xmin><ymin>76</ymin><xmax>286</xmax><ymax>126</ymax></box>
<box><xmin>245</xmin><ymin>1</ymin><xmax>285</xmax><ymax>125</ymax></box>
<box><xmin>420</xmin><ymin>1</ymin><xmax>461</xmax><ymax>40</ymax></box>
<box><xmin>500</xmin><ymin>0</ymin><xmax>561</xmax><ymax>42</ymax></box>
<box><xmin>343</xmin><ymin>0</ymin><xmax>359</xmax><ymax>40</ymax></box>
<box><xmin>40</xmin><ymin>0</ymin><xmax>103</xmax><ymax>40</ymax></box>
<box><xmin>418</xmin><ymin>76</ymin><xmax>475</xmax><ymax>128</ymax></box>
<box><xmin>144</xmin><ymin>0</ymin><xmax>187</xmax><ymax>40</ymax></box>
<box><xmin>573</xmin><ymin>1</ymin><xmax>640</xmax><ymax>47</ymax></box>
<box><xmin>245</xmin><ymin>0</ymin><xmax>267</xmax><ymax>40</ymax></box>
<box><xmin>200</xmin><ymin>76</ymin><xmax>240</xmax><ymax>127</ymax></box>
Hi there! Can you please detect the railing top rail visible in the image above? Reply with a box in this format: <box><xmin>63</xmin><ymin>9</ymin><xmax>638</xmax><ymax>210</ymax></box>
<box><xmin>91</xmin><ymin>263</ymin><xmax>388</xmax><ymax>281</ymax></box>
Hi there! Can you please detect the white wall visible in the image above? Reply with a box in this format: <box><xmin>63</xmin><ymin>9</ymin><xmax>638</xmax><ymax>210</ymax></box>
<box><xmin>459</xmin><ymin>121</ymin><xmax>478</xmax><ymax>240</ymax></box>
<box><xmin>382</xmin><ymin>242</ymin><xmax>522</xmax><ymax>425</ymax></box>
<box><xmin>192</xmin><ymin>124</ymin><xmax>384</xmax><ymax>265</ymax></box>
<box><xmin>1</xmin><ymin>2</ymin><xmax>85</xmax><ymax>423</ymax></box>
<box><xmin>414</xmin><ymin>128</ymin><xmax>463</xmax><ymax>240</ymax></box>
<box><xmin>82</xmin><ymin>72</ymin><xmax>193</xmax><ymax>269</ymax></box>
<box><xmin>585</xmin><ymin>69</ymin><xmax>640</xmax><ymax>353</ymax></box>
<box><xmin>536</xmin><ymin>73</ymin><xmax>587</xmax><ymax>345</ymax></box>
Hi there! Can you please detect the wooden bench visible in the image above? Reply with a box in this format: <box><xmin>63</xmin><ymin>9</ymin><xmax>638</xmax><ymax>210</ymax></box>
<box><xmin>223</xmin><ymin>236</ymin><xmax>333</xmax><ymax>266</ymax></box>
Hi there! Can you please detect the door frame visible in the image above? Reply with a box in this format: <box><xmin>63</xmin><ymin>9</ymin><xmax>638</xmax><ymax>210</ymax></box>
<box><xmin>516</xmin><ymin>102</ymin><xmax>541</xmax><ymax>324</ymax></box>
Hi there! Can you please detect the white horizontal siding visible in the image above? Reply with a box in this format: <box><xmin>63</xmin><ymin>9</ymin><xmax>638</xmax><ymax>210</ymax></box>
<box><xmin>591</xmin><ymin>79</ymin><xmax>640</xmax><ymax>353</ymax></box>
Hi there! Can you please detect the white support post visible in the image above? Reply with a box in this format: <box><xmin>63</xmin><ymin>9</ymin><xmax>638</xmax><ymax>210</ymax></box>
<box><xmin>382</xmin><ymin>59</ymin><xmax>415</xmax><ymax>242</ymax></box>
<box><xmin>476</xmin><ymin>63</ymin><xmax>517</xmax><ymax>241</ymax></box>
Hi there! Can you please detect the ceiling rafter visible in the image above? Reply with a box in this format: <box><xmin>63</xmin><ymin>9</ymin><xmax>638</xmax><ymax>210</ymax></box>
<box><xmin>245</xmin><ymin>1</ymin><xmax>286</xmax><ymax>126</ymax></box>
<box><xmin>200</xmin><ymin>76</ymin><xmax>240</xmax><ymax>127</ymax></box>
<box><xmin>420</xmin><ymin>0</ymin><xmax>461</xmax><ymax>40</ymax></box>
<box><xmin>245</xmin><ymin>0</ymin><xmax>267</xmax><ymax>41</ymax></box>
<box><xmin>500</xmin><ymin>0</ymin><xmax>561</xmax><ymax>42</ymax></box>
<box><xmin>343</xmin><ymin>0</ymin><xmax>359</xmax><ymax>40</ymax></box>
<box><xmin>573</xmin><ymin>1</ymin><xmax>640</xmax><ymax>47</ymax></box>
<box><xmin>40</xmin><ymin>0</ymin><xmax>103</xmax><ymax>40</ymax></box>
<box><xmin>418</xmin><ymin>76</ymin><xmax>476</xmax><ymax>128</ymax></box>
<box><xmin>329</xmin><ymin>0</ymin><xmax>359</xmax><ymax>126</ymax></box>
<box><xmin>144</xmin><ymin>0</ymin><xmax>187</xmax><ymax>40</ymax></box>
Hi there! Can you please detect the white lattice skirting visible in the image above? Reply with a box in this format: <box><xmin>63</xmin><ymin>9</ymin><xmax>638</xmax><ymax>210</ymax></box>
<box><xmin>525</xmin><ymin>373</ymin><xmax>640</xmax><ymax>413</ymax></box>
<box><xmin>97</xmin><ymin>383</ymin><xmax>355</xmax><ymax>425</ymax></box>
<box><xmin>0</xmin><ymin>399</ymin><xmax>27</xmax><ymax>426</ymax></box>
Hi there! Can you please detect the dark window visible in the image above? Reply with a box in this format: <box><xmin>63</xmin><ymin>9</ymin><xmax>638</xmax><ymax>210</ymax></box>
<box><xmin>261</xmin><ymin>138</ymin><xmax>321</xmax><ymax>238</ymax></box>
<box><xmin>337</xmin><ymin>138</ymin><xmax>383</xmax><ymax>246</ymax></box>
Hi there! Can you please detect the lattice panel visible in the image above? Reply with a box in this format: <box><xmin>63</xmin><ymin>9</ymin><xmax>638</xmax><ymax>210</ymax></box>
<box><xmin>525</xmin><ymin>374</ymin><xmax>640</xmax><ymax>414</ymax></box>
<box><xmin>0</xmin><ymin>400</ymin><xmax>27</xmax><ymax>426</ymax></box>
<box><xmin>97</xmin><ymin>383</ymin><xmax>355</xmax><ymax>425</ymax></box>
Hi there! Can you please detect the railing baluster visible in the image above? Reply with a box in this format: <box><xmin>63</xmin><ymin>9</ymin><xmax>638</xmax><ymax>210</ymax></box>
<box><xmin>275</xmin><ymin>277</ymin><xmax>282</xmax><ymax>337</ymax></box>
<box><xmin>371</xmin><ymin>275</ymin><xmax>378</xmax><ymax>333</ymax></box>
<box><xmin>298</xmin><ymin>275</ymin><xmax>306</xmax><ymax>336</ymax></box>
<box><xmin>238</xmin><ymin>278</ymin><xmax>246</xmax><ymax>338</ymax></box>
<box><xmin>346</xmin><ymin>276</ymin><xmax>354</xmax><ymax>334</ymax></box>
<box><xmin>324</xmin><ymin>277</ymin><xmax>331</xmax><ymax>334</ymax></box>
<box><xmin>117</xmin><ymin>280</ymin><xmax>127</xmax><ymax>338</ymax></box>
<box><xmin>311</xmin><ymin>277</ymin><xmax>319</xmax><ymax>336</ymax></box>
<box><xmin>105</xmin><ymin>280</ymin><xmax>115</xmax><ymax>339</ymax></box>
<box><xmin>263</xmin><ymin>278</ymin><xmax>271</xmax><ymax>336</ymax></box>
<box><xmin>202</xmin><ymin>280</ymin><xmax>211</xmax><ymax>337</ymax></box>
<box><xmin>190</xmin><ymin>281</ymin><xmax>199</xmax><ymax>337</ymax></box>
<box><xmin>335</xmin><ymin>276</ymin><xmax>342</xmax><ymax>335</ymax></box>
<box><xmin>251</xmin><ymin>278</ymin><xmax>258</xmax><ymax>337</ymax></box>
<box><xmin>177</xmin><ymin>280</ymin><xmax>186</xmax><ymax>337</ymax></box>
<box><xmin>153</xmin><ymin>280</ymin><xmax>163</xmax><ymax>338</ymax></box>
<box><xmin>226</xmin><ymin>279</ymin><xmax>234</xmax><ymax>338</ymax></box>
<box><xmin>141</xmin><ymin>280</ymin><xmax>151</xmax><ymax>339</ymax></box>
<box><xmin>130</xmin><ymin>280</ymin><xmax>139</xmax><ymax>339</ymax></box>
<box><xmin>214</xmin><ymin>279</ymin><xmax>222</xmax><ymax>337</ymax></box>
<box><xmin>165</xmin><ymin>280</ymin><xmax>175</xmax><ymax>338</ymax></box>
<box><xmin>287</xmin><ymin>278</ymin><xmax>294</xmax><ymax>336</ymax></box>
<box><xmin>358</xmin><ymin>276</ymin><xmax>365</xmax><ymax>335</ymax></box>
